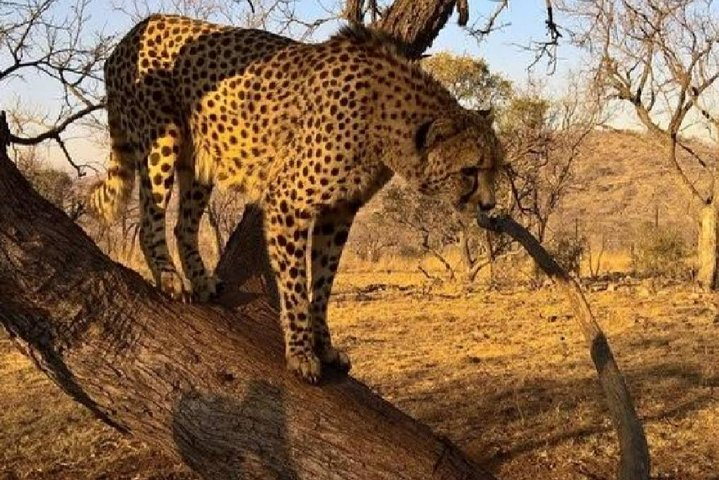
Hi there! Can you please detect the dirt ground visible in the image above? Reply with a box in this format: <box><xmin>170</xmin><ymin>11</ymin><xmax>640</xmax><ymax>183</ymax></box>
<box><xmin>1</xmin><ymin>269</ymin><xmax>718</xmax><ymax>480</ymax></box>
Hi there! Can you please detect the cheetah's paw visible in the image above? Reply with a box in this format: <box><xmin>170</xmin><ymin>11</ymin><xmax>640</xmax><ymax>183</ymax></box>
<box><xmin>286</xmin><ymin>351</ymin><xmax>322</xmax><ymax>384</ymax></box>
<box><xmin>319</xmin><ymin>347</ymin><xmax>352</xmax><ymax>374</ymax></box>
<box><xmin>191</xmin><ymin>274</ymin><xmax>223</xmax><ymax>303</ymax></box>
<box><xmin>158</xmin><ymin>270</ymin><xmax>187</xmax><ymax>302</ymax></box>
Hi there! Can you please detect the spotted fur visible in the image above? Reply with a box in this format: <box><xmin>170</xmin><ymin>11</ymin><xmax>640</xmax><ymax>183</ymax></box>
<box><xmin>89</xmin><ymin>14</ymin><xmax>503</xmax><ymax>383</ymax></box>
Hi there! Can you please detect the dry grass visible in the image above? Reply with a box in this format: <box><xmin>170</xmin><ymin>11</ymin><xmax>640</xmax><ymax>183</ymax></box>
<box><xmin>2</xmin><ymin>256</ymin><xmax>717</xmax><ymax>479</ymax></box>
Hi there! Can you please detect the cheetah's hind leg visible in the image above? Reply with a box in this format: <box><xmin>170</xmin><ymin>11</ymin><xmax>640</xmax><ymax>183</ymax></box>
<box><xmin>175</xmin><ymin>168</ymin><xmax>223</xmax><ymax>302</ymax></box>
<box><xmin>137</xmin><ymin>122</ymin><xmax>187</xmax><ymax>301</ymax></box>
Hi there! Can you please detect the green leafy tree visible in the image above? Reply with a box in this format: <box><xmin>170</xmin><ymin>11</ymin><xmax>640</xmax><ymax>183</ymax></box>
<box><xmin>422</xmin><ymin>52</ymin><xmax>513</xmax><ymax>109</ymax></box>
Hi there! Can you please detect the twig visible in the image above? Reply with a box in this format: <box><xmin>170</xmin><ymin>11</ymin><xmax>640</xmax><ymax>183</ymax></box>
<box><xmin>54</xmin><ymin>134</ymin><xmax>87</xmax><ymax>177</ymax></box>
<box><xmin>525</xmin><ymin>0</ymin><xmax>563</xmax><ymax>73</ymax></box>
<box><xmin>468</xmin><ymin>0</ymin><xmax>508</xmax><ymax>37</ymax></box>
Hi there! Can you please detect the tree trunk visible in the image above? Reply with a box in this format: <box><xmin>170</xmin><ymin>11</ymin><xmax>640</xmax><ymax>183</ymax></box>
<box><xmin>696</xmin><ymin>202</ymin><xmax>718</xmax><ymax>289</ymax></box>
<box><xmin>0</xmin><ymin>147</ymin><xmax>497</xmax><ymax>479</ymax></box>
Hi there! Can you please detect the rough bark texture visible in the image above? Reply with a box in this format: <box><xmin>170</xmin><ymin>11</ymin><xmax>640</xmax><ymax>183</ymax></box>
<box><xmin>0</xmin><ymin>147</ymin><xmax>499</xmax><ymax>479</ymax></box>
<box><xmin>375</xmin><ymin>0</ymin><xmax>458</xmax><ymax>58</ymax></box>
<box><xmin>697</xmin><ymin>203</ymin><xmax>718</xmax><ymax>290</ymax></box>
<box><xmin>477</xmin><ymin>213</ymin><xmax>650</xmax><ymax>480</ymax></box>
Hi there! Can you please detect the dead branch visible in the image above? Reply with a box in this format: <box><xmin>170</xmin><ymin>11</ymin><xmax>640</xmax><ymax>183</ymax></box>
<box><xmin>469</xmin><ymin>0</ymin><xmax>509</xmax><ymax>37</ymax></box>
<box><xmin>477</xmin><ymin>212</ymin><xmax>650</xmax><ymax>480</ymax></box>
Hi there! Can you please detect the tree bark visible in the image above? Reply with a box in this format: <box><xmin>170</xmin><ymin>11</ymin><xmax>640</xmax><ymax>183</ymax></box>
<box><xmin>477</xmin><ymin>213</ymin><xmax>650</xmax><ymax>480</ymax></box>
<box><xmin>375</xmin><ymin>0</ymin><xmax>458</xmax><ymax>58</ymax></box>
<box><xmin>0</xmin><ymin>146</ymin><xmax>498</xmax><ymax>479</ymax></box>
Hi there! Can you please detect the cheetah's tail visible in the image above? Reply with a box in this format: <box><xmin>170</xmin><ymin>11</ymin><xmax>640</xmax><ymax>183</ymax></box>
<box><xmin>88</xmin><ymin>141</ymin><xmax>136</xmax><ymax>223</ymax></box>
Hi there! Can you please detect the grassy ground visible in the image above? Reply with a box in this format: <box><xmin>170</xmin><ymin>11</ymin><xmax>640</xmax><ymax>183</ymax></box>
<box><xmin>1</xmin><ymin>259</ymin><xmax>718</xmax><ymax>479</ymax></box>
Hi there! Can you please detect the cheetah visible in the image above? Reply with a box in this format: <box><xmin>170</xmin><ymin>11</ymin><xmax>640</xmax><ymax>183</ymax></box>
<box><xmin>89</xmin><ymin>14</ymin><xmax>503</xmax><ymax>383</ymax></box>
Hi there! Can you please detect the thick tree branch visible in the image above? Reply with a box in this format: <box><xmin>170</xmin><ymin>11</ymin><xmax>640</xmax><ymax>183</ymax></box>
<box><xmin>0</xmin><ymin>146</ymin><xmax>497</xmax><ymax>479</ymax></box>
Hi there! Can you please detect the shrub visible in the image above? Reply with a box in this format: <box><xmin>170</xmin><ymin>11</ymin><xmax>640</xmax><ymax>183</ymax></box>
<box><xmin>631</xmin><ymin>222</ymin><xmax>688</xmax><ymax>279</ymax></box>
<box><xmin>547</xmin><ymin>230</ymin><xmax>586</xmax><ymax>276</ymax></box>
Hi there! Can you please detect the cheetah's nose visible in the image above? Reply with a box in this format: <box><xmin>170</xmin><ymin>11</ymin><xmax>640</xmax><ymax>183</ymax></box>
<box><xmin>479</xmin><ymin>200</ymin><xmax>495</xmax><ymax>212</ymax></box>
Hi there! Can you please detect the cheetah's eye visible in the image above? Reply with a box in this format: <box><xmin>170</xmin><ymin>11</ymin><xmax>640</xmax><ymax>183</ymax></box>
<box><xmin>415</xmin><ymin>120</ymin><xmax>433</xmax><ymax>151</ymax></box>
<box><xmin>460</xmin><ymin>167</ymin><xmax>479</xmax><ymax>177</ymax></box>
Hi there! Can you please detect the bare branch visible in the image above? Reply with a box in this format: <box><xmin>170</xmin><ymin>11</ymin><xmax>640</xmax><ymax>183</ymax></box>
<box><xmin>8</xmin><ymin>102</ymin><xmax>104</xmax><ymax>145</ymax></box>
<box><xmin>468</xmin><ymin>0</ymin><xmax>508</xmax><ymax>37</ymax></box>
<box><xmin>669</xmin><ymin>133</ymin><xmax>712</xmax><ymax>204</ymax></box>
<box><xmin>1</xmin><ymin>0</ymin><xmax>110</xmax><ymax>171</ymax></box>
<box><xmin>477</xmin><ymin>211</ymin><xmax>649</xmax><ymax>480</ymax></box>
<box><xmin>525</xmin><ymin>0</ymin><xmax>563</xmax><ymax>74</ymax></box>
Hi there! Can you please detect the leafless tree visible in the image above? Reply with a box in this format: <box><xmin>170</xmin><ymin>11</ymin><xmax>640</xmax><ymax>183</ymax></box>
<box><xmin>345</xmin><ymin>210</ymin><xmax>399</xmax><ymax>262</ymax></box>
<box><xmin>379</xmin><ymin>181</ymin><xmax>461</xmax><ymax>280</ymax></box>
<box><xmin>560</xmin><ymin>0</ymin><xmax>719</xmax><ymax>288</ymax></box>
<box><xmin>502</xmin><ymin>80</ymin><xmax>600</xmax><ymax>245</ymax></box>
<box><xmin>1</xmin><ymin>0</ymin><xmax>112</xmax><ymax>175</ymax></box>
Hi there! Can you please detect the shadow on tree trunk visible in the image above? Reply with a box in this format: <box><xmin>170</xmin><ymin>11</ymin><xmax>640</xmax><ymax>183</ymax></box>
<box><xmin>173</xmin><ymin>381</ymin><xmax>299</xmax><ymax>479</ymax></box>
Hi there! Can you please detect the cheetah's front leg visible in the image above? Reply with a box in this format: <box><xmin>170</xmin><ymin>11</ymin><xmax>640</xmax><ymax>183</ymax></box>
<box><xmin>309</xmin><ymin>205</ymin><xmax>356</xmax><ymax>374</ymax></box>
<box><xmin>265</xmin><ymin>200</ymin><xmax>321</xmax><ymax>384</ymax></box>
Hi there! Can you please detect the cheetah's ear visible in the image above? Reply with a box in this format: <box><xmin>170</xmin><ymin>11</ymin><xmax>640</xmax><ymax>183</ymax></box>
<box><xmin>415</xmin><ymin>117</ymin><xmax>458</xmax><ymax>151</ymax></box>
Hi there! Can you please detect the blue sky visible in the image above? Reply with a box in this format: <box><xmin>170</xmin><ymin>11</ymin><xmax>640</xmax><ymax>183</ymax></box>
<box><xmin>3</xmin><ymin>0</ymin><xmax>582</xmax><ymax>171</ymax></box>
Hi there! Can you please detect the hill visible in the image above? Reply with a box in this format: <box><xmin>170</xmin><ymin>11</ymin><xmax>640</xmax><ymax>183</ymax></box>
<box><xmin>553</xmin><ymin>129</ymin><xmax>714</xmax><ymax>251</ymax></box>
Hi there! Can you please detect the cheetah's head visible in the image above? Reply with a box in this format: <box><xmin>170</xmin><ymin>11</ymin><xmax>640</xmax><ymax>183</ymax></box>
<box><xmin>414</xmin><ymin>108</ymin><xmax>503</xmax><ymax>214</ymax></box>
